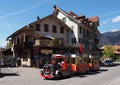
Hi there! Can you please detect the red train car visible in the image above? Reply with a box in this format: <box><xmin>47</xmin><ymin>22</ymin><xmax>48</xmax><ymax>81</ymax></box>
<box><xmin>89</xmin><ymin>57</ymin><xmax>100</xmax><ymax>71</ymax></box>
<box><xmin>40</xmin><ymin>54</ymin><xmax>72</xmax><ymax>79</ymax></box>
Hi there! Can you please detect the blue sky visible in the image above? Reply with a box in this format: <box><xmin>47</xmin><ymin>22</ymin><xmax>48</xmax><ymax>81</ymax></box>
<box><xmin>0</xmin><ymin>0</ymin><xmax>120</xmax><ymax>47</ymax></box>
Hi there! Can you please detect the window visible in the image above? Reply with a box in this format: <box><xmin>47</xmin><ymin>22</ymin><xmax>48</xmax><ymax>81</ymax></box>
<box><xmin>60</xmin><ymin>27</ymin><xmax>64</xmax><ymax>34</ymax></box>
<box><xmin>71</xmin><ymin>25</ymin><xmax>74</xmax><ymax>33</ymax></box>
<box><xmin>52</xmin><ymin>25</ymin><xmax>57</xmax><ymax>33</ymax></box>
<box><xmin>71</xmin><ymin>58</ymin><xmax>75</xmax><ymax>64</ymax></box>
<box><xmin>72</xmin><ymin>38</ymin><xmax>76</xmax><ymax>44</ymax></box>
<box><xmin>44</xmin><ymin>24</ymin><xmax>49</xmax><ymax>32</ymax></box>
<box><xmin>83</xmin><ymin>29</ymin><xmax>86</xmax><ymax>37</ymax></box>
<box><xmin>36</xmin><ymin>24</ymin><xmax>40</xmax><ymax>31</ymax></box>
<box><xmin>25</xmin><ymin>36</ymin><xmax>30</xmax><ymax>42</ymax></box>
<box><xmin>66</xmin><ymin>56</ymin><xmax>70</xmax><ymax>64</ymax></box>
<box><xmin>86</xmin><ymin>30</ymin><xmax>90</xmax><ymax>38</ymax></box>
<box><xmin>17</xmin><ymin>38</ymin><xmax>20</xmax><ymax>44</ymax></box>
<box><xmin>79</xmin><ymin>26</ymin><xmax>82</xmax><ymax>34</ymax></box>
<box><xmin>62</xmin><ymin>17</ymin><xmax>66</xmax><ymax>23</ymax></box>
<box><xmin>79</xmin><ymin>38</ymin><xmax>83</xmax><ymax>43</ymax></box>
<box><xmin>29</xmin><ymin>25</ymin><xmax>33</xmax><ymax>28</ymax></box>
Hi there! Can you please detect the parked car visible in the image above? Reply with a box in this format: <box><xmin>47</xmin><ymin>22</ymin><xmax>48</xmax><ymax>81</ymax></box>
<box><xmin>104</xmin><ymin>60</ymin><xmax>113</xmax><ymax>66</ymax></box>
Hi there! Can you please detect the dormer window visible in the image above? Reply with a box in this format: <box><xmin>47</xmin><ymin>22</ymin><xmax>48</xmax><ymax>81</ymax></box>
<box><xmin>71</xmin><ymin>25</ymin><xmax>74</xmax><ymax>33</ymax></box>
<box><xmin>62</xmin><ymin>17</ymin><xmax>66</xmax><ymax>23</ymax></box>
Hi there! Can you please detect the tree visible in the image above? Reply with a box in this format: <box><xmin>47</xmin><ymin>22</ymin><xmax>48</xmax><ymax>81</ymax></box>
<box><xmin>53</xmin><ymin>37</ymin><xmax>59</xmax><ymax>46</ymax></box>
<box><xmin>52</xmin><ymin>37</ymin><xmax>64</xmax><ymax>46</ymax></box>
<box><xmin>6</xmin><ymin>40</ymin><xmax>12</xmax><ymax>48</ymax></box>
<box><xmin>102</xmin><ymin>45</ymin><xmax>115</xmax><ymax>61</ymax></box>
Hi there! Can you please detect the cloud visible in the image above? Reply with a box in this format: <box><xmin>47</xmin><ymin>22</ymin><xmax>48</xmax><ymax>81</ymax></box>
<box><xmin>112</xmin><ymin>16</ymin><xmax>120</xmax><ymax>23</ymax></box>
<box><xmin>0</xmin><ymin>0</ymin><xmax>50</xmax><ymax>19</ymax></box>
<box><xmin>100</xmin><ymin>11</ymin><xmax>120</xmax><ymax>18</ymax></box>
<box><xmin>109</xmin><ymin>29</ymin><xmax>120</xmax><ymax>32</ymax></box>
<box><xmin>103</xmin><ymin>18</ymin><xmax>111</xmax><ymax>24</ymax></box>
<box><xmin>100</xmin><ymin>18</ymin><xmax>111</xmax><ymax>26</ymax></box>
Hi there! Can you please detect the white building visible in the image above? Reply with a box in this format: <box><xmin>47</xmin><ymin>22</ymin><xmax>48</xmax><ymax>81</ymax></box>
<box><xmin>53</xmin><ymin>5</ymin><xmax>100</xmax><ymax>56</ymax></box>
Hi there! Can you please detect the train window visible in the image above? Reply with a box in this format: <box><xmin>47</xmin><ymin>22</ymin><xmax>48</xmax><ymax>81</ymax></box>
<box><xmin>66</xmin><ymin>56</ymin><xmax>70</xmax><ymax>64</ymax></box>
<box><xmin>71</xmin><ymin>58</ymin><xmax>75</xmax><ymax>64</ymax></box>
<box><xmin>79</xmin><ymin>58</ymin><xmax>82</xmax><ymax>64</ymax></box>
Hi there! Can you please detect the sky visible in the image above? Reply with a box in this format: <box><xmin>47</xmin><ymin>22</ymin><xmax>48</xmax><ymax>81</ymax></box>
<box><xmin>0</xmin><ymin>0</ymin><xmax>120</xmax><ymax>47</ymax></box>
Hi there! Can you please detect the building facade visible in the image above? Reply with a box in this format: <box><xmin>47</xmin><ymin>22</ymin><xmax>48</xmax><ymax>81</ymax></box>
<box><xmin>53</xmin><ymin>5</ymin><xmax>100</xmax><ymax>56</ymax></box>
<box><xmin>7</xmin><ymin>14</ymin><xmax>71</xmax><ymax>67</ymax></box>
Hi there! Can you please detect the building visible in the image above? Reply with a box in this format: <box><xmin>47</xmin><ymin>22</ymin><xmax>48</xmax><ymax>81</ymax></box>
<box><xmin>7</xmin><ymin>14</ymin><xmax>71</xmax><ymax>67</ymax></box>
<box><xmin>53</xmin><ymin>5</ymin><xmax>100</xmax><ymax>56</ymax></box>
<box><xmin>101</xmin><ymin>45</ymin><xmax>120</xmax><ymax>56</ymax></box>
<box><xmin>1</xmin><ymin>48</ymin><xmax>16</xmax><ymax>67</ymax></box>
<box><xmin>6</xmin><ymin>6</ymin><xmax>100</xmax><ymax>67</ymax></box>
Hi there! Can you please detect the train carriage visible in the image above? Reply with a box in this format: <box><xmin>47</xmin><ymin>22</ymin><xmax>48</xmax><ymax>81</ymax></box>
<box><xmin>71</xmin><ymin>55</ymin><xmax>89</xmax><ymax>74</ymax></box>
<box><xmin>89</xmin><ymin>57</ymin><xmax>100</xmax><ymax>71</ymax></box>
<box><xmin>40</xmin><ymin>54</ymin><xmax>72</xmax><ymax>79</ymax></box>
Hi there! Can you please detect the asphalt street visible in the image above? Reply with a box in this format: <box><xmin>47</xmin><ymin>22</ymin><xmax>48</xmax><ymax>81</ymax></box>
<box><xmin>0</xmin><ymin>64</ymin><xmax>120</xmax><ymax>85</ymax></box>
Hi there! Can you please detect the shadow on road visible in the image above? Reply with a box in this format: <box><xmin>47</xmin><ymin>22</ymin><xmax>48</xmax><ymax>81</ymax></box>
<box><xmin>98</xmin><ymin>69</ymin><xmax>108</xmax><ymax>72</ymax></box>
<box><xmin>43</xmin><ymin>68</ymin><xmax>109</xmax><ymax>81</ymax></box>
<box><xmin>0</xmin><ymin>72</ymin><xmax>20</xmax><ymax>78</ymax></box>
<box><xmin>87</xmin><ymin>71</ymin><xmax>101</xmax><ymax>75</ymax></box>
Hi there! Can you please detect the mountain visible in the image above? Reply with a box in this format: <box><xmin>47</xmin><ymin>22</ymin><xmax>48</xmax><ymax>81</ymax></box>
<box><xmin>98</xmin><ymin>30</ymin><xmax>120</xmax><ymax>47</ymax></box>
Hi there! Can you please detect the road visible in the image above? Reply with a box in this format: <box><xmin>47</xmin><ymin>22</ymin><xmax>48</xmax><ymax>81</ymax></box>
<box><xmin>0</xmin><ymin>64</ymin><xmax>120</xmax><ymax>85</ymax></box>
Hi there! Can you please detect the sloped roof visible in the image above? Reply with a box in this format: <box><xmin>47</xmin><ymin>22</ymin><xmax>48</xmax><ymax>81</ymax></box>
<box><xmin>7</xmin><ymin>25</ymin><xmax>33</xmax><ymax>40</ymax></box>
<box><xmin>53</xmin><ymin>5</ymin><xmax>81</xmax><ymax>24</ymax></box>
<box><xmin>53</xmin><ymin>5</ymin><xmax>99</xmax><ymax>27</ymax></box>
<box><xmin>88</xmin><ymin>16</ymin><xmax>99</xmax><ymax>26</ymax></box>
<box><xmin>7</xmin><ymin>14</ymin><xmax>70</xmax><ymax>40</ymax></box>
<box><xmin>101</xmin><ymin>45</ymin><xmax>120</xmax><ymax>55</ymax></box>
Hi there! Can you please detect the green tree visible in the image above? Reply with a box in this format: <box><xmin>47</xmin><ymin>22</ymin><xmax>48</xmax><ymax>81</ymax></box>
<box><xmin>102</xmin><ymin>45</ymin><xmax>115</xmax><ymax>61</ymax></box>
<box><xmin>53</xmin><ymin>37</ymin><xmax>59</xmax><ymax>46</ymax></box>
<box><xmin>52</xmin><ymin>37</ymin><xmax>64</xmax><ymax>46</ymax></box>
<box><xmin>7</xmin><ymin>40</ymin><xmax>12</xmax><ymax>48</ymax></box>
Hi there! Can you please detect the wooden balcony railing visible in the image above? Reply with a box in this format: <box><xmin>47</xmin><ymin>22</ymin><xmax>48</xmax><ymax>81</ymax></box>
<box><xmin>14</xmin><ymin>42</ymin><xmax>33</xmax><ymax>50</ymax></box>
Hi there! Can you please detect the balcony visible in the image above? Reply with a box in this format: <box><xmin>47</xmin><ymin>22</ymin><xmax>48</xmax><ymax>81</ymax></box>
<box><xmin>14</xmin><ymin>42</ymin><xmax>33</xmax><ymax>51</ymax></box>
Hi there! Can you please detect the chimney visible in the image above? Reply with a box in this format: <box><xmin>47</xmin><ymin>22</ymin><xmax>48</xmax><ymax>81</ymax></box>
<box><xmin>37</xmin><ymin>16</ymin><xmax>40</xmax><ymax>20</ymax></box>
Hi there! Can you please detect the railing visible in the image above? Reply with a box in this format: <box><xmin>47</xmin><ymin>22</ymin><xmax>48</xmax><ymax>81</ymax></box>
<box><xmin>14</xmin><ymin>42</ymin><xmax>33</xmax><ymax>50</ymax></box>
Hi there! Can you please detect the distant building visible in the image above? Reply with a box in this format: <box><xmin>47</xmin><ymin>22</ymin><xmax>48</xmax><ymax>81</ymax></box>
<box><xmin>1</xmin><ymin>48</ymin><xmax>16</xmax><ymax>67</ymax></box>
<box><xmin>6</xmin><ymin>6</ymin><xmax>100</xmax><ymax>67</ymax></box>
<box><xmin>101</xmin><ymin>45</ymin><xmax>120</xmax><ymax>56</ymax></box>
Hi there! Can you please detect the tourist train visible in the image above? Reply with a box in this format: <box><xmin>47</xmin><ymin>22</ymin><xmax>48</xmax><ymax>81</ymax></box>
<box><xmin>40</xmin><ymin>53</ymin><xmax>100</xmax><ymax>79</ymax></box>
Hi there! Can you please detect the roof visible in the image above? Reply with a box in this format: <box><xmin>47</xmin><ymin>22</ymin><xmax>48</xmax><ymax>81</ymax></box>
<box><xmin>113</xmin><ymin>46</ymin><xmax>120</xmax><ymax>50</ymax></box>
<box><xmin>68</xmin><ymin>11</ymin><xmax>78</xmax><ymax>17</ymax></box>
<box><xmin>101</xmin><ymin>45</ymin><xmax>120</xmax><ymax>49</ymax></box>
<box><xmin>7</xmin><ymin>25</ymin><xmax>33</xmax><ymax>40</ymax></box>
<box><xmin>88</xmin><ymin>16</ymin><xmax>99</xmax><ymax>26</ymax></box>
<box><xmin>101</xmin><ymin>45</ymin><xmax>120</xmax><ymax>55</ymax></box>
<box><xmin>53</xmin><ymin>5</ymin><xmax>99</xmax><ymax>27</ymax></box>
<box><xmin>53</xmin><ymin>5</ymin><xmax>81</xmax><ymax>24</ymax></box>
<box><xmin>2</xmin><ymin>48</ymin><xmax>13</xmax><ymax>55</ymax></box>
<box><xmin>7</xmin><ymin>14</ymin><xmax>70</xmax><ymax>40</ymax></box>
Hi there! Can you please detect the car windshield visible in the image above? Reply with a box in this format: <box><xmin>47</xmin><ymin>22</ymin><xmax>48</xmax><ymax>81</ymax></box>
<box><xmin>105</xmin><ymin>60</ymin><xmax>112</xmax><ymax>63</ymax></box>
